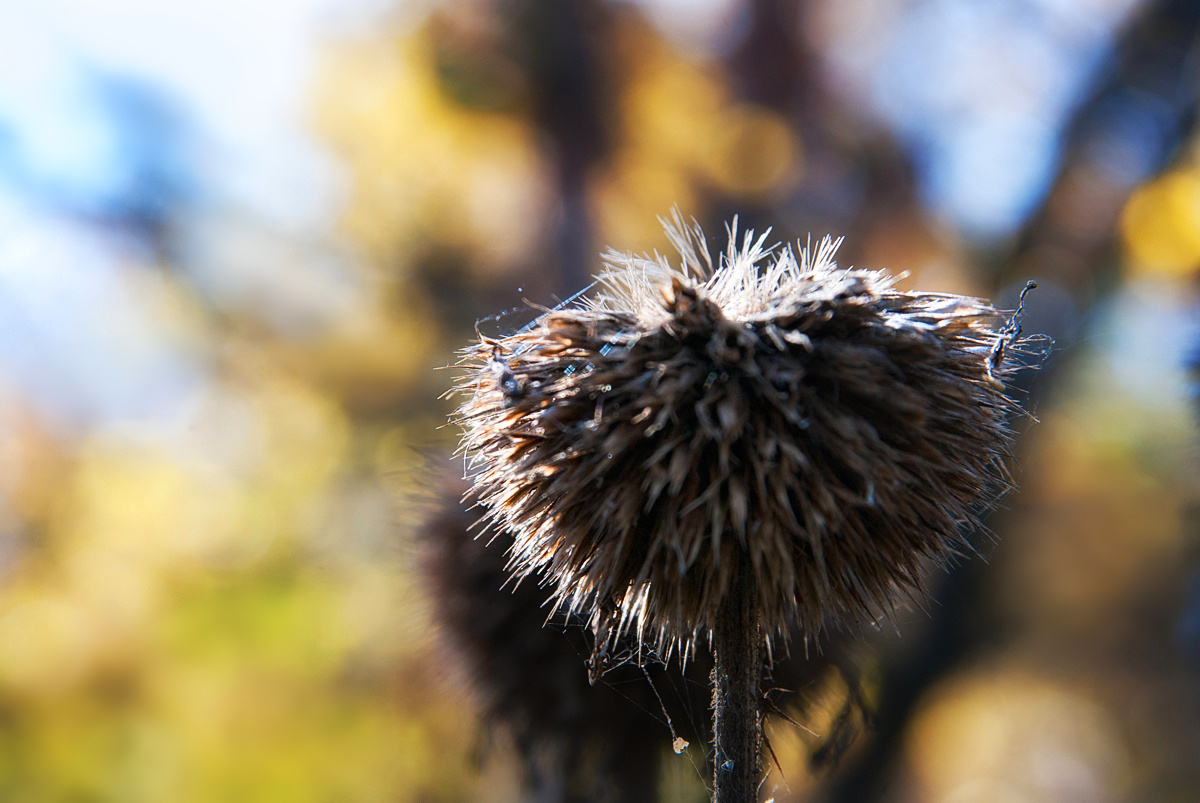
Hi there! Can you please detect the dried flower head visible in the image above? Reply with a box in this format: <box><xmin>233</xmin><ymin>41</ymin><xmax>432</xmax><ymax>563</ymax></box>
<box><xmin>454</xmin><ymin>212</ymin><xmax>1029</xmax><ymax>660</ymax></box>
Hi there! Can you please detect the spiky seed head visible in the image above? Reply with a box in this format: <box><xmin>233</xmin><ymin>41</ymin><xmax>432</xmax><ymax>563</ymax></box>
<box><xmin>454</xmin><ymin>212</ymin><xmax>1028</xmax><ymax>659</ymax></box>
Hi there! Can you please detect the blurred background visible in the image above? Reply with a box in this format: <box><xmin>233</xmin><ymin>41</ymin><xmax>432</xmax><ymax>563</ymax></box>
<box><xmin>0</xmin><ymin>0</ymin><xmax>1197</xmax><ymax>800</ymax></box>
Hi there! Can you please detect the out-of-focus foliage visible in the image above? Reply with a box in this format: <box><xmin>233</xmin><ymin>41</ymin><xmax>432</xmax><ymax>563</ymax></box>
<box><xmin>0</xmin><ymin>0</ymin><xmax>1198</xmax><ymax>801</ymax></box>
<box><xmin>315</xmin><ymin>33</ymin><xmax>550</xmax><ymax>273</ymax></box>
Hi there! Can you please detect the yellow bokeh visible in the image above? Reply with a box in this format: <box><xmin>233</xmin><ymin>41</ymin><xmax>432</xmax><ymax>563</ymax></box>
<box><xmin>699</xmin><ymin>103</ymin><xmax>801</xmax><ymax>199</ymax></box>
<box><xmin>907</xmin><ymin>668</ymin><xmax>1131</xmax><ymax>802</ymax></box>
<box><xmin>1120</xmin><ymin>168</ymin><xmax>1200</xmax><ymax>276</ymax></box>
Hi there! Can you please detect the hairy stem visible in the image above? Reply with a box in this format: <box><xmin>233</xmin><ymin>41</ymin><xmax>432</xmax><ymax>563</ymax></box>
<box><xmin>712</xmin><ymin>556</ymin><xmax>762</xmax><ymax>803</ymax></box>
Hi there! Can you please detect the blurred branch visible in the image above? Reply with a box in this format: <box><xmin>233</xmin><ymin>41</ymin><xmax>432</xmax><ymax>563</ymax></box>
<box><xmin>821</xmin><ymin>2</ymin><xmax>1200</xmax><ymax>800</ymax></box>
<box><xmin>719</xmin><ymin>0</ymin><xmax>920</xmax><ymax>265</ymax></box>
<box><xmin>998</xmin><ymin>0</ymin><xmax>1200</xmax><ymax>321</ymax></box>
<box><xmin>510</xmin><ymin>0</ymin><xmax>612</xmax><ymax>295</ymax></box>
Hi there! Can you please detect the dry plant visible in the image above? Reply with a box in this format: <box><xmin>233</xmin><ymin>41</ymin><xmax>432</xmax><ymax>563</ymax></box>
<box><xmin>453</xmin><ymin>211</ymin><xmax>1033</xmax><ymax>802</ymax></box>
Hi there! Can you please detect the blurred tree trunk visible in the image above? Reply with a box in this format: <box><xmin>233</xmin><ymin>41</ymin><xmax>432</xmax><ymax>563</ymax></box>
<box><xmin>821</xmin><ymin>1</ymin><xmax>1200</xmax><ymax>800</ymax></box>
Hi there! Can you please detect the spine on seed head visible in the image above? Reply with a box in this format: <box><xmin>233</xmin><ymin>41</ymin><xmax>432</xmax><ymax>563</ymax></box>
<box><xmin>454</xmin><ymin>210</ymin><xmax>1032</xmax><ymax>663</ymax></box>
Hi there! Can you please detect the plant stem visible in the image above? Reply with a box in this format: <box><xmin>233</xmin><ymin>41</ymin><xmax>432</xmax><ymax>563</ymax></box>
<box><xmin>711</xmin><ymin>555</ymin><xmax>762</xmax><ymax>803</ymax></box>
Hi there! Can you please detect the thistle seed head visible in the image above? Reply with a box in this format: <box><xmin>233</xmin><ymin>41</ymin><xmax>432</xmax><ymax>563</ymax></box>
<box><xmin>454</xmin><ymin>212</ymin><xmax>1029</xmax><ymax>659</ymax></box>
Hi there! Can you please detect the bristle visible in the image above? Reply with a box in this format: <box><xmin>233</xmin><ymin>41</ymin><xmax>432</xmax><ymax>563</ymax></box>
<box><xmin>453</xmin><ymin>215</ymin><xmax>1030</xmax><ymax>659</ymax></box>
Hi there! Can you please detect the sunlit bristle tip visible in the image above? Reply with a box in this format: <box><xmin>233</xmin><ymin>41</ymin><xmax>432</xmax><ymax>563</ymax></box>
<box><xmin>453</xmin><ymin>212</ymin><xmax>1033</xmax><ymax>659</ymax></box>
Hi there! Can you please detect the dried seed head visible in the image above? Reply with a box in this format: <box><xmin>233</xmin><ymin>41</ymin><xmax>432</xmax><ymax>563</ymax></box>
<box><xmin>454</xmin><ymin>211</ymin><xmax>1030</xmax><ymax>659</ymax></box>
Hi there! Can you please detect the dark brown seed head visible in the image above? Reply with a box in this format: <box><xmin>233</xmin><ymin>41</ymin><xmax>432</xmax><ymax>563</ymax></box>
<box><xmin>454</xmin><ymin>212</ymin><xmax>1029</xmax><ymax>659</ymax></box>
